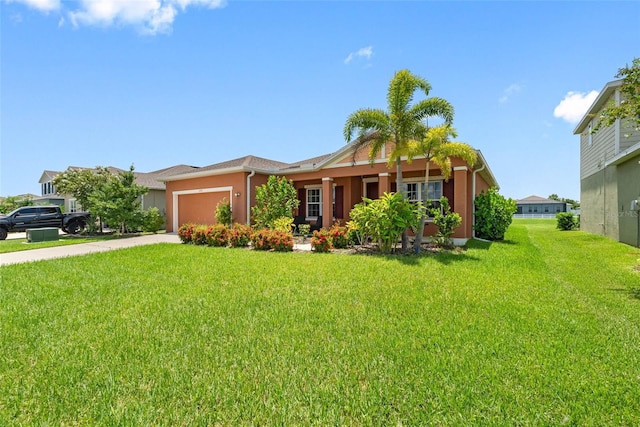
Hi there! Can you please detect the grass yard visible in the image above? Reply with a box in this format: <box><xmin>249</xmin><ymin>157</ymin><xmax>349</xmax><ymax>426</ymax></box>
<box><xmin>1</xmin><ymin>219</ymin><xmax>639</xmax><ymax>425</ymax></box>
<box><xmin>0</xmin><ymin>233</ymin><xmax>135</xmax><ymax>254</ymax></box>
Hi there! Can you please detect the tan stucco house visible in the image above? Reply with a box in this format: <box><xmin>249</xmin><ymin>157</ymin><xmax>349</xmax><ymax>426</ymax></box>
<box><xmin>161</xmin><ymin>140</ymin><xmax>498</xmax><ymax>244</ymax></box>
<box><xmin>574</xmin><ymin>79</ymin><xmax>640</xmax><ymax>247</ymax></box>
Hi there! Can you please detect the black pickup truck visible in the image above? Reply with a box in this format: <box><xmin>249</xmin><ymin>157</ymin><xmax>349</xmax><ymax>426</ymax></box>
<box><xmin>0</xmin><ymin>206</ymin><xmax>90</xmax><ymax>240</ymax></box>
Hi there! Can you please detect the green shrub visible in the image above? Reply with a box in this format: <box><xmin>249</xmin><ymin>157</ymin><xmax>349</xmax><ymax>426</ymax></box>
<box><xmin>228</xmin><ymin>223</ymin><xmax>252</xmax><ymax>247</ymax></box>
<box><xmin>348</xmin><ymin>192</ymin><xmax>419</xmax><ymax>253</ymax></box>
<box><xmin>431</xmin><ymin>197</ymin><xmax>462</xmax><ymax>247</ymax></box>
<box><xmin>142</xmin><ymin>207</ymin><xmax>165</xmax><ymax>233</ymax></box>
<box><xmin>311</xmin><ymin>229</ymin><xmax>333</xmax><ymax>253</ymax></box>
<box><xmin>273</xmin><ymin>216</ymin><xmax>294</xmax><ymax>232</ymax></box>
<box><xmin>556</xmin><ymin>212</ymin><xmax>578</xmax><ymax>230</ymax></box>
<box><xmin>205</xmin><ymin>224</ymin><xmax>229</xmax><ymax>247</ymax></box>
<box><xmin>345</xmin><ymin>218</ymin><xmax>365</xmax><ymax>246</ymax></box>
<box><xmin>251</xmin><ymin>176</ymin><xmax>299</xmax><ymax>229</ymax></box>
<box><xmin>177</xmin><ymin>223</ymin><xmax>197</xmax><ymax>244</ymax></box>
<box><xmin>215</xmin><ymin>198</ymin><xmax>233</xmax><ymax>227</ymax></box>
<box><xmin>474</xmin><ymin>187</ymin><xmax>517</xmax><ymax>241</ymax></box>
<box><xmin>297</xmin><ymin>223</ymin><xmax>311</xmax><ymax>238</ymax></box>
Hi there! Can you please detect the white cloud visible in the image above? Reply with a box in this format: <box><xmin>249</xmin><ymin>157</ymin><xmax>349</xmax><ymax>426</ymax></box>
<box><xmin>499</xmin><ymin>83</ymin><xmax>522</xmax><ymax>104</ymax></box>
<box><xmin>344</xmin><ymin>46</ymin><xmax>373</xmax><ymax>65</ymax></box>
<box><xmin>5</xmin><ymin>0</ymin><xmax>225</xmax><ymax>34</ymax></box>
<box><xmin>553</xmin><ymin>90</ymin><xmax>599</xmax><ymax>124</ymax></box>
<box><xmin>6</xmin><ymin>0</ymin><xmax>60</xmax><ymax>12</ymax></box>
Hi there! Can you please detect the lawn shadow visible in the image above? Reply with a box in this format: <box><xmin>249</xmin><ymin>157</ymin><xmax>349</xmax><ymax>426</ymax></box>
<box><xmin>610</xmin><ymin>287</ymin><xmax>640</xmax><ymax>301</ymax></box>
<box><xmin>353</xmin><ymin>248</ymin><xmax>481</xmax><ymax>266</ymax></box>
<box><xmin>466</xmin><ymin>238</ymin><xmax>520</xmax><ymax>250</ymax></box>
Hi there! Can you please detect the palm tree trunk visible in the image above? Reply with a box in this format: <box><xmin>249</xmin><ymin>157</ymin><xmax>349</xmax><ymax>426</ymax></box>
<box><xmin>412</xmin><ymin>160</ymin><xmax>431</xmax><ymax>253</ymax></box>
<box><xmin>396</xmin><ymin>158</ymin><xmax>409</xmax><ymax>251</ymax></box>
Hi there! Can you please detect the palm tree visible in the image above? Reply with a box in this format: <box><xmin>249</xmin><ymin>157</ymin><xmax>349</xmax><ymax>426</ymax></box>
<box><xmin>344</xmin><ymin>69</ymin><xmax>454</xmax><ymax>249</ymax></box>
<box><xmin>404</xmin><ymin>125</ymin><xmax>477</xmax><ymax>252</ymax></box>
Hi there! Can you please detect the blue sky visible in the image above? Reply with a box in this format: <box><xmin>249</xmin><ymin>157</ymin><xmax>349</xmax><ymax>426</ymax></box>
<box><xmin>1</xmin><ymin>0</ymin><xmax>638</xmax><ymax>201</ymax></box>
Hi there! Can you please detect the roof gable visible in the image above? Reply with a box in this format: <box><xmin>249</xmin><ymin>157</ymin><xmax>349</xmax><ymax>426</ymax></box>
<box><xmin>574</xmin><ymin>79</ymin><xmax>623</xmax><ymax>134</ymax></box>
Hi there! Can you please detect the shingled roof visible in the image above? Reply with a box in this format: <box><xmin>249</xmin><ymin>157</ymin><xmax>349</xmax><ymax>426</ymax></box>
<box><xmin>517</xmin><ymin>195</ymin><xmax>566</xmax><ymax>204</ymax></box>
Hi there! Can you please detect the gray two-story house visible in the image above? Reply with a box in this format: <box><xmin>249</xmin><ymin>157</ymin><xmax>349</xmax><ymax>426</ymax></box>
<box><xmin>574</xmin><ymin>79</ymin><xmax>640</xmax><ymax>247</ymax></box>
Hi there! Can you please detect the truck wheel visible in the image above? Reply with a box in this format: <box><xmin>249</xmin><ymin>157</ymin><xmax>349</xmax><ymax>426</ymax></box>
<box><xmin>0</xmin><ymin>228</ymin><xmax>7</xmax><ymax>240</ymax></box>
<box><xmin>66</xmin><ymin>221</ymin><xmax>84</xmax><ymax>235</ymax></box>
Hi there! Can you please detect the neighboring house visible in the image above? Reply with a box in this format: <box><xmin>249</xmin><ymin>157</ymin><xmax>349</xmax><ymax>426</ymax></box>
<box><xmin>574</xmin><ymin>79</ymin><xmax>640</xmax><ymax>247</ymax></box>
<box><xmin>514</xmin><ymin>195</ymin><xmax>569</xmax><ymax>218</ymax></box>
<box><xmin>38</xmin><ymin>165</ymin><xmax>198</xmax><ymax>215</ymax></box>
<box><xmin>161</xmin><ymin>140</ymin><xmax>498</xmax><ymax>244</ymax></box>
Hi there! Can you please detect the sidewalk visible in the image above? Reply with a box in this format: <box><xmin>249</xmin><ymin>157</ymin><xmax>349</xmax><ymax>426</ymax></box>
<box><xmin>0</xmin><ymin>234</ymin><xmax>181</xmax><ymax>266</ymax></box>
<box><xmin>1</xmin><ymin>233</ymin><xmax>313</xmax><ymax>266</ymax></box>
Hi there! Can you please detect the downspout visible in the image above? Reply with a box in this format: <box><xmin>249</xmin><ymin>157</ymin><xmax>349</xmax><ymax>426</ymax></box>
<box><xmin>246</xmin><ymin>170</ymin><xmax>256</xmax><ymax>224</ymax></box>
<box><xmin>472</xmin><ymin>162</ymin><xmax>486</xmax><ymax>239</ymax></box>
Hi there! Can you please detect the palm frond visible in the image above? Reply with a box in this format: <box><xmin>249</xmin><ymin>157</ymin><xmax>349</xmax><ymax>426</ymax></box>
<box><xmin>387</xmin><ymin>70</ymin><xmax>432</xmax><ymax>122</ymax></box>
<box><xmin>411</xmin><ymin>97</ymin><xmax>455</xmax><ymax>125</ymax></box>
<box><xmin>344</xmin><ymin>109</ymin><xmax>392</xmax><ymax>164</ymax></box>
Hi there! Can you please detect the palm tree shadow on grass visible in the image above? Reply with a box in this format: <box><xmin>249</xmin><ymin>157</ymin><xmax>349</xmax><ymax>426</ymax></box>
<box><xmin>359</xmin><ymin>249</ymin><xmax>481</xmax><ymax>266</ymax></box>
<box><xmin>609</xmin><ymin>287</ymin><xmax>640</xmax><ymax>301</ymax></box>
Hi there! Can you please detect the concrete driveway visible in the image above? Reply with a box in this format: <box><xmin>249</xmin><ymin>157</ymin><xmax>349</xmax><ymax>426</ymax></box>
<box><xmin>0</xmin><ymin>233</ymin><xmax>181</xmax><ymax>266</ymax></box>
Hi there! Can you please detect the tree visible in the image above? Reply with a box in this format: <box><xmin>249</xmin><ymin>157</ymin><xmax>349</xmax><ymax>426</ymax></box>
<box><xmin>404</xmin><ymin>125</ymin><xmax>477</xmax><ymax>251</ymax></box>
<box><xmin>0</xmin><ymin>195</ymin><xmax>34</xmax><ymax>214</ymax></box>
<box><xmin>251</xmin><ymin>175</ymin><xmax>299</xmax><ymax>229</ymax></box>
<box><xmin>88</xmin><ymin>166</ymin><xmax>148</xmax><ymax>233</ymax></box>
<box><xmin>344</xmin><ymin>69</ymin><xmax>454</xmax><ymax>249</ymax></box>
<box><xmin>52</xmin><ymin>167</ymin><xmax>112</xmax><ymax>214</ymax></box>
<box><xmin>593</xmin><ymin>57</ymin><xmax>640</xmax><ymax>132</ymax></box>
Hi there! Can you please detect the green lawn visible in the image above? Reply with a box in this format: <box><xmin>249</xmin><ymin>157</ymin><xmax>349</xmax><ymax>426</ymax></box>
<box><xmin>0</xmin><ymin>232</ymin><xmax>157</xmax><ymax>254</ymax></box>
<box><xmin>1</xmin><ymin>220</ymin><xmax>639</xmax><ymax>425</ymax></box>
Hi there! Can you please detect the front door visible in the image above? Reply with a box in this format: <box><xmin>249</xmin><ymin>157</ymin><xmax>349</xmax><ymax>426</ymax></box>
<box><xmin>365</xmin><ymin>182</ymin><xmax>379</xmax><ymax>200</ymax></box>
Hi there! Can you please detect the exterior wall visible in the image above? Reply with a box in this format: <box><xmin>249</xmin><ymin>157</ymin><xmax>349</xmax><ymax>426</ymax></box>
<box><xmin>516</xmin><ymin>203</ymin><xmax>567</xmax><ymax>214</ymax></box>
<box><xmin>620</xmin><ymin>119</ymin><xmax>640</xmax><ymax>152</ymax></box>
<box><xmin>617</xmin><ymin>153</ymin><xmax>640</xmax><ymax>247</ymax></box>
<box><xmin>165</xmin><ymin>156</ymin><xmax>490</xmax><ymax>240</ymax></box>
<box><xmin>143</xmin><ymin>189</ymin><xmax>166</xmax><ymax>213</ymax></box>
<box><xmin>580</xmin><ymin>168</ymin><xmax>619</xmax><ymax>241</ymax></box>
<box><xmin>580</xmin><ymin>121</ymin><xmax>615</xmax><ymax>180</ymax></box>
<box><xmin>165</xmin><ymin>172</ymin><xmax>248</xmax><ymax>232</ymax></box>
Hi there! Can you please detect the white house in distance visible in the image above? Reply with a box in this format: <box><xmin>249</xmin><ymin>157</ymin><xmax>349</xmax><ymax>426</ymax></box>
<box><xmin>573</xmin><ymin>79</ymin><xmax>640</xmax><ymax>247</ymax></box>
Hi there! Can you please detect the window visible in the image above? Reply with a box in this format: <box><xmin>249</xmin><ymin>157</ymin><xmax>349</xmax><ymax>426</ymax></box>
<box><xmin>306</xmin><ymin>188</ymin><xmax>321</xmax><ymax>218</ymax></box>
<box><xmin>42</xmin><ymin>181</ymin><xmax>56</xmax><ymax>196</ymax></box>
<box><xmin>406</xmin><ymin>183</ymin><xmax>419</xmax><ymax>201</ymax></box>
<box><xmin>404</xmin><ymin>181</ymin><xmax>442</xmax><ymax>204</ymax></box>
<box><xmin>69</xmin><ymin>200</ymin><xmax>77</xmax><ymax>213</ymax></box>
<box><xmin>404</xmin><ymin>181</ymin><xmax>443</xmax><ymax>215</ymax></box>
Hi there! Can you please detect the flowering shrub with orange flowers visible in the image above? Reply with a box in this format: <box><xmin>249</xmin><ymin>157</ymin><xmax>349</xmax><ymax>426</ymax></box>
<box><xmin>311</xmin><ymin>229</ymin><xmax>333</xmax><ymax>253</ymax></box>
<box><xmin>328</xmin><ymin>225</ymin><xmax>349</xmax><ymax>249</ymax></box>
<box><xmin>228</xmin><ymin>223</ymin><xmax>252</xmax><ymax>247</ymax></box>
<box><xmin>250</xmin><ymin>228</ymin><xmax>294</xmax><ymax>252</ymax></box>
<box><xmin>205</xmin><ymin>224</ymin><xmax>229</xmax><ymax>247</ymax></box>
<box><xmin>192</xmin><ymin>226</ymin><xmax>209</xmax><ymax>246</ymax></box>
<box><xmin>177</xmin><ymin>223</ymin><xmax>197</xmax><ymax>244</ymax></box>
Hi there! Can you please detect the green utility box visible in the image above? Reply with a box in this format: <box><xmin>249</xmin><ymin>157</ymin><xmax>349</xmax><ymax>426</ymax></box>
<box><xmin>26</xmin><ymin>228</ymin><xmax>59</xmax><ymax>243</ymax></box>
